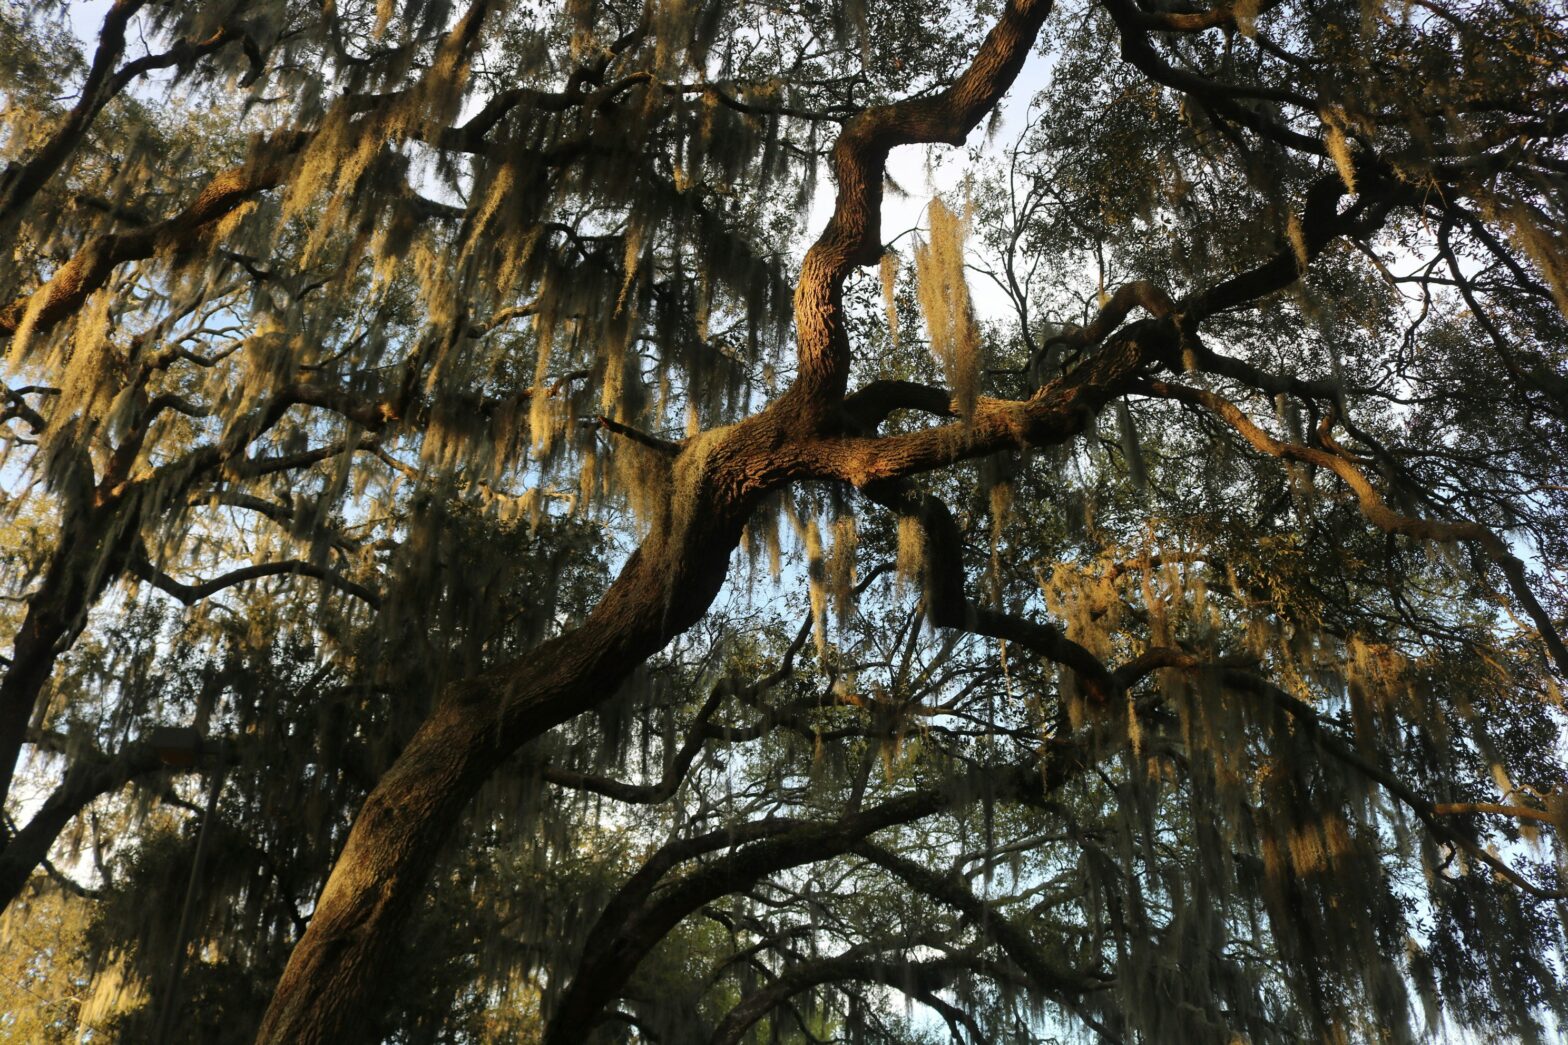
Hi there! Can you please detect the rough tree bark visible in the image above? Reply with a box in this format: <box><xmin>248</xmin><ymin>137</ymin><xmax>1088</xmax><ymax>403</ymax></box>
<box><xmin>254</xmin><ymin>462</ymin><xmax>764</xmax><ymax>1041</ymax></box>
<box><xmin>254</xmin><ymin>1</ymin><xmax>1060</xmax><ymax>1039</ymax></box>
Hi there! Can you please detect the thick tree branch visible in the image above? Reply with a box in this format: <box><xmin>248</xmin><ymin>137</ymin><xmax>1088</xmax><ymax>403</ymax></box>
<box><xmin>860</xmin><ymin>480</ymin><xmax>1120</xmax><ymax>704</ymax></box>
<box><xmin>0</xmin><ymin>133</ymin><xmax>306</xmax><ymax>342</ymax></box>
<box><xmin>0</xmin><ymin>0</ymin><xmax>149</xmax><ymax>224</ymax></box>
<box><xmin>796</xmin><ymin>317</ymin><xmax>1175</xmax><ymax>486</ymax></box>
<box><xmin>1098</xmin><ymin>0</ymin><xmax>1321</xmax><ymax>152</ymax></box>
<box><xmin>785</xmin><ymin>0</ymin><xmax>1057</xmax><ymax>409</ymax></box>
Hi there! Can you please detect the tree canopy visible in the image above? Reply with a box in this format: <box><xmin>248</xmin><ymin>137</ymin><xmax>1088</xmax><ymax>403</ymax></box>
<box><xmin>1</xmin><ymin>0</ymin><xmax>1566</xmax><ymax>1041</ymax></box>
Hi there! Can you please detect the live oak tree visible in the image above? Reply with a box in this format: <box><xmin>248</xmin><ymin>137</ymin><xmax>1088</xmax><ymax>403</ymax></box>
<box><xmin>2</xmin><ymin>0</ymin><xmax>1566</xmax><ymax>1042</ymax></box>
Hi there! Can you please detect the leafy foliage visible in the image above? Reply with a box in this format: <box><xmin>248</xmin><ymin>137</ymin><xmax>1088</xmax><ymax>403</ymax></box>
<box><xmin>1</xmin><ymin>0</ymin><xmax>1566</xmax><ymax>1042</ymax></box>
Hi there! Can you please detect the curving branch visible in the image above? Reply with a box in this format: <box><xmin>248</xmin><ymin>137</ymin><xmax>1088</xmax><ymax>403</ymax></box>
<box><xmin>1138</xmin><ymin>379</ymin><xmax>1568</xmax><ymax>677</ymax></box>
<box><xmin>0</xmin><ymin>2</ymin><xmax>258</xmax><ymax>226</ymax></box>
<box><xmin>1046</xmin><ymin>280</ymin><xmax>1175</xmax><ymax>355</ymax></box>
<box><xmin>1129</xmin><ymin>0</ymin><xmax>1286</xmax><ymax>33</ymax></box>
<box><xmin>1431</xmin><ymin>801</ymin><xmax>1559</xmax><ymax>825</ymax></box>
<box><xmin>0</xmin><ymin>9</ymin><xmax>659</xmax><ymax>353</ymax></box>
<box><xmin>0</xmin><ymin>131</ymin><xmax>306</xmax><ymax>342</ymax></box>
<box><xmin>797</xmin><ymin>317</ymin><xmax>1175</xmax><ymax>487</ymax></box>
<box><xmin>1097</xmin><ymin>0</ymin><xmax>1321</xmax><ymax>152</ymax></box>
<box><xmin>860</xmin><ymin>479</ymin><xmax>1120</xmax><ymax>704</ymax></box>
<box><xmin>541</xmin><ymin>753</ymin><xmax>1097</xmax><ymax>1044</ymax></box>
<box><xmin>1179</xmin><ymin>170</ymin><xmax>1410</xmax><ymax>322</ymax></box>
<box><xmin>0</xmin><ymin>732</ymin><xmax>216</xmax><ymax>912</ymax></box>
<box><xmin>0</xmin><ymin>0</ymin><xmax>150</xmax><ymax>224</ymax></box>
<box><xmin>537</xmin><ymin>685</ymin><xmax>727</xmax><ymax>804</ymax></box>
<box><xmin>841</xmin><ymin>380</ymin><xmax>956</xmax><ymax>430</ymax></box>
<box><xmin>785</xmin><ymin>0</ymin><xmax>1058</xmax><ymax>410</ymax></box>
<box><xmin>1216</xmin><ymin>667</ymin><xmax>1568</xmax><ymax>900</ymax></box>
<box><xmin>128</xmin><ymin>548</ymin><xmax>382</xmax><ymax>610</ymax></box>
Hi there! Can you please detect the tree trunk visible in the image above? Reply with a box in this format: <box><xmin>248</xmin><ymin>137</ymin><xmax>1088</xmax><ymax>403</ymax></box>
<box><xmin>253</xmin><ymin>0</ymin><xmax>1063</xmax><ymax>1031</ymax></box>
<box><xmin>256</xmin><ymin>489</ymin><xmax>754</xmax><ymax>1043</ymax></box>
